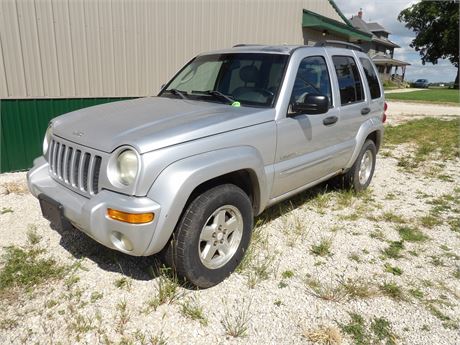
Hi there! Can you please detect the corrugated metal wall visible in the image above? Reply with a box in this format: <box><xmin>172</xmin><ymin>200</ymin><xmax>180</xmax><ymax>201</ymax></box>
<box><xmin>0</xmin><ymin>98</ymin><xmax>132</xmax><ymax>172</ymax></box>
<box><xmin>0</xmin><ymin>0</ymin><xmax>345</xmax><ymax>99</ymax></box>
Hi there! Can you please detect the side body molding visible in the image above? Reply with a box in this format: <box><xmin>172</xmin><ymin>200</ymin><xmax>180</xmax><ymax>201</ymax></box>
<box><xmin>143</xmin><ymin>146</ymin><xmax>268</xmax><ymax>255</ymax></box>
<box><xmin>345</xmin><ymin>117</ymin><xmax>384</xmax><ymax>169</ymax></box>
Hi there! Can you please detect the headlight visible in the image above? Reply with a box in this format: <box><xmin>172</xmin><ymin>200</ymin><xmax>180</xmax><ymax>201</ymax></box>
<box><xmin>116</xmin><ymin>149</ymin><xmax>139</xmax><ymax>186</ymax></box>
<box><xmin>43</xmin><ymin>125</ymin><xmax>52</xmax><ymax>155</ymax></box>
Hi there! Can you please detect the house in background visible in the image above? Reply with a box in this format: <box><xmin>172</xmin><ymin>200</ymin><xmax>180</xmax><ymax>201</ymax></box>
<box><xmin>350</xmin><ymin>9</ymin><xmax>410</xmax><ymax>83</ymax></box>
<box><xmin>0</xmin><ymin>0</ymin><xmax>371</xmax><ymax>173</ymax></box>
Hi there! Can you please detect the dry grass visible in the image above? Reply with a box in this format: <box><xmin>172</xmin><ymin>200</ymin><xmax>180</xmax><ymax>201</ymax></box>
<box><xmin>302</xmin><ymin>325</ymin><xmax>342</xmax><ymax>344</ymax></box>
<box><xmin>1</xmin><ymin>181</ymin><xmax>29</xmax><ymax>195</ymax></box>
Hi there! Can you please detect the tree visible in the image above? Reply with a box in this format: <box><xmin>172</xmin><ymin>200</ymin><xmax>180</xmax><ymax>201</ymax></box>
<box><xmin>398</xmin><ymin>0</ymin><xmax>459</xmax><ymax>88</ymax></box>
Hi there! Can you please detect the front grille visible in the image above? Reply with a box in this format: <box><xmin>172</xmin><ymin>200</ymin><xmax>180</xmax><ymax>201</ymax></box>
<box><xmin>48</xmin><ymin>138</ymin><xmax>102</xmax><ymax>196</ymax></box>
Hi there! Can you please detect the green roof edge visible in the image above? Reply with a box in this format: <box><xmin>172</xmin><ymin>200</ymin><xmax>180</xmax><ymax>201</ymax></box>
<box><xmin>302</xmin><ymin>9</ymin><xmax>372</xmax><ymax>41</ymax></box>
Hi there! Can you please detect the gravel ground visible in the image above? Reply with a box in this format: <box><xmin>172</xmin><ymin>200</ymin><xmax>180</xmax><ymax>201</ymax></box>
<box><xmin>1</xmin><ymin>118</ymin><xmax>459</xmax><ymax>345</ymax></box>
<box><xmin>385</xmin><ymin>88</ymin><xmax>429</xmax><ymax>94</ymax></box>
<box><xmin>386</xmin><ymin>101</ymin><xmax>460</xmax><ymax>121</ymax></box>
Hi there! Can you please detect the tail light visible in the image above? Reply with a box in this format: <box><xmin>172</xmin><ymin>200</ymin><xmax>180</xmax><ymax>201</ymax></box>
<box><xmin>383</xmin><ymin>102</ymin><xmax>388</xmax><ymax>123</ymax></box>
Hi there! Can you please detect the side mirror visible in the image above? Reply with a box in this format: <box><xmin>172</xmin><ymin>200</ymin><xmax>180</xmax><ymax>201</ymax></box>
<box><xmin>291</xmin><ymin>94</ymin><xmax>329</xmax><ymax>115</ymax></box>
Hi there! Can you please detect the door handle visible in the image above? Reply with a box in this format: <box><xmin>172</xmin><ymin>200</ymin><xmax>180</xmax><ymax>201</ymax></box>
<box><xmin>323</xmin><ymin>116</ymin><xmax>338</xmax><ymax>126</ymax></box>
<box><xmin>361</xmin><ymin>107</ymin><xmax>371</xmax><ymax>115</ymax></box>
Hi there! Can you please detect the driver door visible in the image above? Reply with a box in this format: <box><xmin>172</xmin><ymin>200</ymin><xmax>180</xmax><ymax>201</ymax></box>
<box><xmin>271</xmin><ymin>55</ymin><xmax>346</xmax><ymax>198</ymax></box>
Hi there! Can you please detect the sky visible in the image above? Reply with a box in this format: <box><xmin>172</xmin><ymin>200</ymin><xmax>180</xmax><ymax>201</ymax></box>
<box><xmin>335</xmin><ymin>0</ymin><xmax>458</xmax><ymax>83</ymax></box>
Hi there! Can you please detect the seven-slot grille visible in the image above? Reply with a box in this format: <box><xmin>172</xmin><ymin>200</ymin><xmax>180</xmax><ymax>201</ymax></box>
<box><xmin>48</xmin><ymin>138</ymin><xmax>102</xmax><ymax>196</ymax></box>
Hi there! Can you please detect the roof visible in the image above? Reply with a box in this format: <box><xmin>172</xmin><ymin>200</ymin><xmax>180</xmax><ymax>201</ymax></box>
<box><xmin>303</xmin><ymin>10</ymin><xmax>372</xmax><ymax>42</ymax></box>
<box><xmin>350</xmin><ymin>15</ymin><xmax>399</xmax><ymax>48</ymax></box>
<box><xmin>366</xmin><ymin>22</ymin><xmax>389</xmax><ymax>33</ymax></box>
<box><xmin>372</xmin><ymin>55</ymin><xmax>411</xmax><ymax>66</ymax></box>
<box><xmin>350</xmin><ymin>16</ymin><xmax>390</xmax><ymax>34</ymax></box>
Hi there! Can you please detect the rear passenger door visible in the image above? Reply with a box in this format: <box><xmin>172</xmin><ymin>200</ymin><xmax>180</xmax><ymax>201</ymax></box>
<box><xmin>329</xmin><ymin>53</ymin><xmax>368</xmax><ymax>146</ymax></box>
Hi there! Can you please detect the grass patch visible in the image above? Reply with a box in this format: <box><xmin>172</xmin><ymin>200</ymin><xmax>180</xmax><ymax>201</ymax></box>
<box><xmin>348</xmin><ymin>253</ymin><xmax>361</xmax><ymax>263</ymax></box>
<box><xmin>384</xmin><ymin>264</ymin><xmax>403</xmax><ymax>276</ymax></box>
<box><xmin>340</xmin><ymin>313</ymin><xmax>368</xmax><ymax>345</ymax></box>
<box><xmin>419</xmin><ymin>215</ymin><xmax>443</xmax><ymax>228</ymax></box>
<box><xmin>339</xmin><ymin>313</ymin><xmax>398</xmax><ymax>345</ymax></box>
<box><xmin>409</xmin><ymin>288</ymin><xmax>424</xmax><ymax>299</ymax></box>
<box><xmin>180</xmin><ymin>297</ymin><xmax>208</xmax><ymax>326</ymax></box>
<box><xmin>26</xmin><ymin>225</ymin><xmax>41</xmax><ymax>245</ymax></box>
<box><xmin>310</xmin><ymin>239</ymin><xmax>332</xmax><ymax>257</ymax></box>
<box><xmin>397</xmin><ymin>226</ymin><xmax>429</xmax><ymax>242</ymax></box>
<box><xmin>145</xmin><ymin>268</ymin><xmax>183</xmax><ymax>312</ymax></box>
<box><xmin>221</xmin><ymin>299</ymin><xmax>251</xmax><ymax>338</ymax></box>
<box><xmin>371</xmin><ymin>318</ymin><xmax>397</xmax><ymax>345</ymax></box>
<box><xmin>302</xmin><ymin>325</ymin><xmax>342</xmax><ymax>344</ymax></box>
<box><xmin>0</xmin><ymin>246</ymin><xmax>67</xmax><ymax>298</ymax></box>
<box><xmin>385</xmin><ymin>89</ymin><xmax>460</xmax><ymax>104</ymax></box>
<box><xmin>306</xmin><ymin>276</ymin><xmax>378</xmax><ymax>302</ymax></box>
<box><xmin>381</xmin><ymin>212</ymin><xmax>407</xmax><ymax>224</ymax></box>
<box><xmin>340</xmin><ymin>278</ymin><xmax>378</xmax><ymax>299</ymax></box>
<box><xmin>384</xmin><ymin>118</ymin><xmax>460</xmax><ymax>165</ymax></box>
<box><xmin>114</xmin><ymin>277</ymin><xmax>132</xmax><ymax>290</ymax></box>
<box><xmin>281</xmin><ymin>270</ymin><xmax>294</xmax><ymax>279</ymax></box>
<box><xmin>382</xmin><ymin>241</ymin><xmax>404</xmax><ymax>259</ymax></box>
<box><xmin>1</xmin><ymin>207</ymin><xmax>13</xmax><ymax>214</ymax></box>
<box><xmin>380</xmin><ymin>282</ymin><xmax>404</xmax><ymax>300</ymax></box>
<box><xmin>305</xmin><ymin>277</ymin><xmax>348</xmax><ymax>302</ymax></box>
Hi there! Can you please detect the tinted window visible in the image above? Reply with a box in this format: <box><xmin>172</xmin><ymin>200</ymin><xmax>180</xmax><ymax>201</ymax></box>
<box><xmin>332</xmin><ymin>56</ymin><xmax>364</xmax><ymax>105</ymax></box>
<box><xmin>290</xmin><ymin>56</ymin><xmax>332</xmax><ymax>106</ymax></box>
<box><xmin>162</xmin><ymin>53</ymin><xmax>289</xmax><ymax>107</ymax></box>
<box><xmin>360</xmin><ymin>58</ymin><xmax>381</xmax><ymax>99</ymax></box>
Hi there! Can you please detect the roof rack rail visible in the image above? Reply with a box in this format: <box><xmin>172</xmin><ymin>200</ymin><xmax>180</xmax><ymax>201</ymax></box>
<box><xmin>314</xmin><ymin>40</ymin><xmax>363</xmax><ymax>52</ymax></box>
<box><xmin>232</xmin><ymin>44</ymin><xmax>264</xmax><ymax>48</ymax></box>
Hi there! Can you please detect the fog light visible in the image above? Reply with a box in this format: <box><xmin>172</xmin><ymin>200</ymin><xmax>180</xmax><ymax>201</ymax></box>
<box><xmin>107</xmin><ymin>208</ymin><xmax>154</xmax><ymax>224</ymax></box>
<box><xmin>111</xmin><ymin>231</ymin><xmax>134</xmax><ymax>252</ymax></box>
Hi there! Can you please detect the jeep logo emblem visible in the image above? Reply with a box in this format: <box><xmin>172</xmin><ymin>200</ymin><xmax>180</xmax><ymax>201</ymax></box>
<box><xmin>72</xmin><ymin>131</ymin><xmax>84</xmax><ymax>137</ymax></box>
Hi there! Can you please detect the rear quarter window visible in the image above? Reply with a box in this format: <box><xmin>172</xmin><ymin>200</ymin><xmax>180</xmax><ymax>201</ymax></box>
<box><xmin>360</xmin><ymin>57</ymin><xmax>381</xmax><ymax>99</ymax></box>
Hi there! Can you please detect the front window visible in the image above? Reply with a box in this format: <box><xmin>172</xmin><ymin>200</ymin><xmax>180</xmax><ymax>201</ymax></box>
<box><xmin>160</xmin><ymin>53</ymin><xmax>289</xmax><ymax>107</ymax></box>
<box><xmin>289</xmin><ymin>56</ymin><xmax>332</xmax><ymax>107</ymax></box>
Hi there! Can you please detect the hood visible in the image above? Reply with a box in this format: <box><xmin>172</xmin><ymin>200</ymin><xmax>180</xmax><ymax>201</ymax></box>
<box><xmin>52</xmin><ymin>97</ymin><xmax>274</xmax><ymax>153</ymax></box>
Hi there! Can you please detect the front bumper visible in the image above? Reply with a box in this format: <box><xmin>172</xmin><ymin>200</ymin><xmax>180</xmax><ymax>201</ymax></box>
<box><xmin>27</xmin><ymin>157</ymin><xmax>161</xmax><ymax>256</ymax></box>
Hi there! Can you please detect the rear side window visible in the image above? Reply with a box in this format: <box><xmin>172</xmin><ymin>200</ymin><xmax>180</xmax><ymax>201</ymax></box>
<box><xmin>332</xmin><ymin>56</ymin><xmax>364</xmax><ymax>105</ymax></box>
<box><xmin>360</xmin><ymin>58</ymin><xmax>381</xmax><ymax>99</ymax></box>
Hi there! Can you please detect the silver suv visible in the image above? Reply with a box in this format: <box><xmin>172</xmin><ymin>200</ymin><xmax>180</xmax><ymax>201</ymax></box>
<box><xmin>28</xmin><ymin>43</ymin><xmax>385</xmax><ymax>288</ymax></box>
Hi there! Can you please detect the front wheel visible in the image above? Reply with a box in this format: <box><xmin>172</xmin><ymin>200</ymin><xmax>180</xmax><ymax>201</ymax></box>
<box><xmin>342</xmin><ymin>139</ymin><xmax>377</xmax><ymax>192</ymax></box>
<box><xmin>161</xmin><ymin>184</ymin><xmax>253</xmax><ymax>288</ymax></box>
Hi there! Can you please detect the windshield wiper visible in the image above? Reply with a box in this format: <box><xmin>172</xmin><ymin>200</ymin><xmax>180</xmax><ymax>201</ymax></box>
<box><xmin>166</xmin><ymin>88</ymin><xmax>188</xmax><ymax>99</ymax></box>
<box><xmin>192</xmin><ymin>90</ymin><xmax>235</xmax><ymax>105</ymax></box>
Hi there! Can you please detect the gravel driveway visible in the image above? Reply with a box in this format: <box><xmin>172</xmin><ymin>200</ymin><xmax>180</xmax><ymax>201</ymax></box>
<box><xmin>386</xmin><ymin>101</ymin><xmax>460</xmax><ymax>125</ymax></box>
<box><xmin>1</xmin><ymin>119</ymin><xmax>459</xmax><ymax>345</ymax></box>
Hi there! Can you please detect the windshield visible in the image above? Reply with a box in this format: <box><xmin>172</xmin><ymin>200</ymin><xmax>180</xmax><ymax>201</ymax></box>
<box><xmin>160</xmin><ymin>53</ymin><xmax>289</xmax><ymax>107</ymax></box>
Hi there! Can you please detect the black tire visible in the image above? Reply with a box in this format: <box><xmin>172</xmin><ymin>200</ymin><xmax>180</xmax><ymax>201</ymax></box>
<box><xmin>342</xmin><ymin>139</ymin><xmax>377</xmax><ymax>192</ymax></box>
<box><xmin>161</xmin><ymin>184</ymin><xmax>253</xmax><ymax>288</ymax></box>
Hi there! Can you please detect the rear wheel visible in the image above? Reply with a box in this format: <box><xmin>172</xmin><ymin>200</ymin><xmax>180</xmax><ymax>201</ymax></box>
<box><xmin>161</xmin><ymin>184</ymin><xmax>253</xmax><ymax>288</ymax></box>
<box><xmin>342</xmin><ymin>139</ymin><xmax>377</xmax><ymax>192</ymax></box>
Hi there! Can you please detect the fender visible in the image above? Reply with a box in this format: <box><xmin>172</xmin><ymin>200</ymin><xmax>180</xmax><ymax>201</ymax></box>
<box><xmin>345</xmin><ymin>117</ymin><xmax>384</xmax><ymax>170</ymax></box>
<box><xmin>142</xmin><ymin>146</ymin><xmax>268</xmax><ymax>255</ymax></box>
